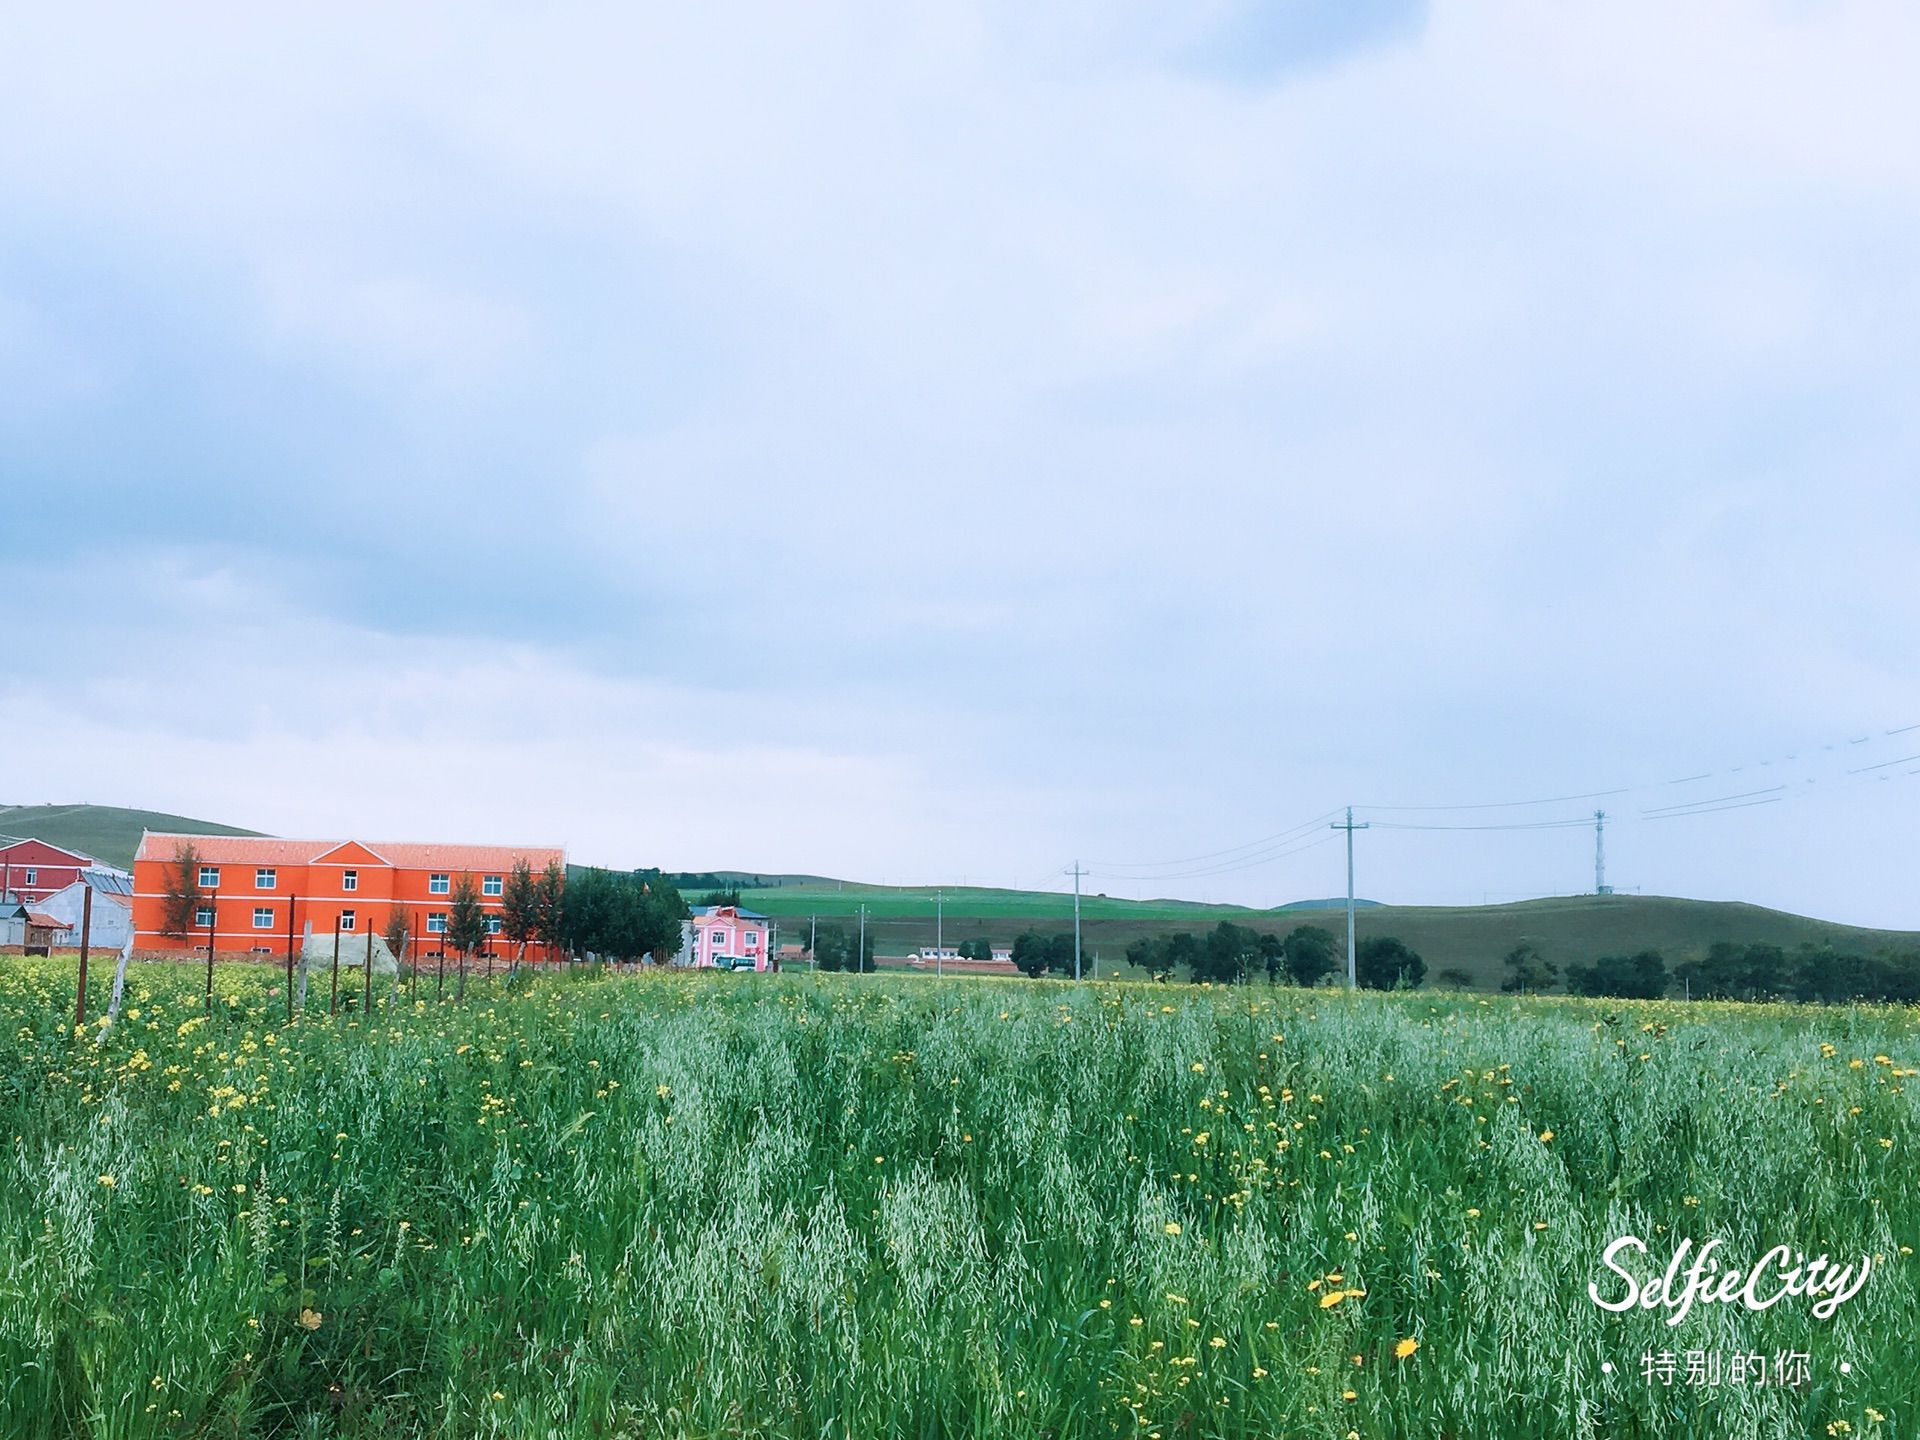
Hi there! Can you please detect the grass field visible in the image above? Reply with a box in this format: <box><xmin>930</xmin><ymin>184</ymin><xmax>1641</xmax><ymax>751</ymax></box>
<box><xmin>736</xmin><ymin>882</ymin><xmax>1920</xmax><ymax>990</ymax></box>
<box><xmin>2</xmin><ymin>959</ymin><xmax>1916</xmax><ymax>1438</ymax></box>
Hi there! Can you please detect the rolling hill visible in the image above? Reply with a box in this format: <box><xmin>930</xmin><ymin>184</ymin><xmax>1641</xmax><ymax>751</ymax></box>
<box><xmin>0</xmin><ymin>804</ymin><xmax>263</xmax><ymax>871</ymax></box>
<box><xmin>727</xmin><ymin>880</ymin><xmax>1920</xmax><ymax>990</ymax></box>
<box><xmin>9</xmin><ymin>807</ymin><xmax>1914</xmax><ymax>991</ymax></box>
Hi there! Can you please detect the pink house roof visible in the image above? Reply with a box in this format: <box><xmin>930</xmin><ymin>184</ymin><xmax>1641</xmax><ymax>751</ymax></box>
<box><xmin>136</xmin><ymin>833</ymin><xmax>564</xmax><ymax>871</ymax></box>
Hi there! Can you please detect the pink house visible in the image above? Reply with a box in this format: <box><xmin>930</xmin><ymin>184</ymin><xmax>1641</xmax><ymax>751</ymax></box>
<box><xmin>679</xmin><ymin>905</ymin><xmax>773</xmax><ymax>970</ymax></box>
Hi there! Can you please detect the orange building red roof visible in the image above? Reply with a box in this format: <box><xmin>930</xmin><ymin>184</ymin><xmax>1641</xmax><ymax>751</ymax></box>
<box><xmin>135</xmin><ymin>832</ymin><xmax>564</xmax><ymax>871</ymax></box>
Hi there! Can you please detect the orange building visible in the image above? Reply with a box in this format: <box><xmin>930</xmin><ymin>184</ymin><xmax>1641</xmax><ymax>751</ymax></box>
<box><xmin>131</xmin><ymin>832</ymin><xmax>566</xmax><ymax>960</ymax></box>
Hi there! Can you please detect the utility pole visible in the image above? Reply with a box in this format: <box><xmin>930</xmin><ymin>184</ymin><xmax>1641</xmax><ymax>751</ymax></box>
<box><xmin>809</xmin><ymin>914</ymin><xmax>817</xmax><ymax>972</ymax></box>
<box><xmin>1069</xmin><ymin>862</ymin><xmax>1086</xmax><ymax>981</ymax></box>
<box><xmin>857</xmin><ymin>904</ymin><xmax>868</xmax><ymax>974</ymax></box>
<box><xmin>1594</xmin><ymin>810</ymin><xmax>1610</xmax><ymax>895</ymax></box>
<box><xmin>1330</xmin><ymin>809</ymin><xmax>1370</xmax><ymax>988</ymax></box>
<box><xmin>935</xmin><ymin>890</ymin><xmax>944</xmax><ymax>979</ymax></box>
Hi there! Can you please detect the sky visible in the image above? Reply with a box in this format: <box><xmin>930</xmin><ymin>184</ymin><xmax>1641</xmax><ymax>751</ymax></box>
<box><xmin>3</xmin><ymin>2</ymin><xmax>1918</xmax><ymax>926</ymax></box>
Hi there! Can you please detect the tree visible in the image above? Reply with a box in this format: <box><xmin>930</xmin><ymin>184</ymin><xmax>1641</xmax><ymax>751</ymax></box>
<box><xmin>1500</xmin><ymin>942</ymin><xmax>1558</xmax><ymax>995</ymax></box>
<box><xmin>535</xmin><ymin>860</ymin><xmax>568</xmax><ymax>962</ymax></box>
<box><xmin>1126</xmin><ymin>935</ymin><xmax>1177</xmax><ymax>982</ymax></box>
<box><xmin>162</xmin><ymin>841</ymin><xmax>204</xmax><ymax>939</ymax></box>
<box><xmin>445</xmin><ymin>874</ymin><xmax>490</xmax><ymax>1001</ymax></box>
<box><xmin>1259</xmin><ymin>932</ymin><xmax>1284</xmax><ymax>985</ymax></box>
<box><xmin>698</xmin><ymin>887</ymin><xmax>743</xmax><ymax>907</ymax></box>
<box><xmin>1356</xmin><ymin>935</ymin><xmax>1425</xmax><ymax>990</ymax></box>
<box><xmin>1565</xmin><ymin>949</ymin><xmax>1667</xmax><ymax>1000</ymax></box>
<box><xmin>1009</xmin><ymin>931</ymin><xmax>1052</xmax><ymax>978</ymax></box>
<box><xmin>383</xmin><ymin>906</ymin><xmax>411</xmax><ymax>968</ymax></box>
<box><xmin>1196</xmin><ymin>921</ymin><xmax>1261</xmax><ymax>984</ymax></box>
<box><xmin>957</xmin><ymin>938</ymin><xmax>994</xmax><ymax>961</ymax></box>
<box><xmin>1436</xmin><ymin>966</ymin><xmax>1475</xmax><ymax>990</ymax></box>
<box><xmin>1281</xmin><ymin>925</ymin><xmax>1338</xmax><ymax>987</ymax></box>
<box><xmin>810</xmin><ymin>923</ymin><xmax>873</xmax><ymax>973</ymax></box>
<box><xmin>1045</xmin><ymin>932</ymin><xmax>1082</xmax><ymax>977</ymax></box>
<box><xmin>1674</xmin><ymin>941</ymin><xmax>1790</xmax><ymax>1002</ymax></box>
<box><xmin>501</xmin><ymin>859</ymin><xmax>541</xmax><ymax>971</ymax></box>
<box><xmin>1165</xmin><ymin>932</ymin><xmax>1200</xmax><ymax>982</ymax></box>
<box><xmin>558</xmin><ymin>868</ymin><xmax>687</xmax><ymax>964</ymax></box>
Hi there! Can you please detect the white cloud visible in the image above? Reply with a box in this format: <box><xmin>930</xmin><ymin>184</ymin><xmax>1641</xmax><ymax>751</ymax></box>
<box><xmin>2</xmin><ymin>3</ymin><xmax>1918</xmax><ymax>922</ymax></box>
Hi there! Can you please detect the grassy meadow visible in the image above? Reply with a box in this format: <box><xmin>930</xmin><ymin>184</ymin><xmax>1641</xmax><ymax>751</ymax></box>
<box><xmin>2</xmin><ymin>959</ymin><xmax>1917</xmax><ymax>1438</ymax></box>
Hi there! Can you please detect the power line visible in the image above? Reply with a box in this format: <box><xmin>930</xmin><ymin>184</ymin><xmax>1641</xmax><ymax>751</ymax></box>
<box><xmin>1087</xmin><ymin>808</ymin><xmax>1342</xmax><ymax>872</ymax></box>
<box><xmin>1086</xmin><ymin>830</ymin><xmax>1338</xmax><ymax>883</ymax></box>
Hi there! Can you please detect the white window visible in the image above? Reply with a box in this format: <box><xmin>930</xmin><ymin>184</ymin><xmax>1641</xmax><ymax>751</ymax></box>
<box><xmin>253</xmin><ymin>907</ymin><xmax>274</xmax><ymax>929</ymax></box>
<box><xmin>427</xmin><ymin>912</ymin><xmax>447</xmax><ymax>934</ymax></box>
<box><xmin>195</xmin><ymin>905</ymin><xmax>215</xmax><ymax>927</ymax></box>
<box><xmin>339</xmin><ymin>909</ymin><xmax>357</xmax><ymax>932</ymax></box>
<box><xmin>198</xmin><ymin>866</ymin><xmax>221</xmax><ymax>888</ymax></box>
<box><xmin>709</xmin><ymin>929</ymin><xmax>726</xmax><ymax>946</ymax></box>
<box><xmin>483</xmin><ymin>875</ymin><xmax>503</xmax><ymax>896</ymax></box>
<box><xmin>745</xmin><ymin>929</ymin><xmax>758</xmax><ymax>947</ymax></box>
<box><xmin>429</xmin><ymin>874</ymin><xmax>450</xmax><ymax>895</ymax></box>
<box><xmin>251</xmin><ymin>946</ymin><xmax>272</xmax><ymax>955</ymax></box>
<box><xmin>342</xmin><ymin>870</ymin><xmax>358</xmax><ymax>892</ymax></box>
<box><xmin>22</xmin><ymin>868</ymin><xmax>35</xmax><ymax>887</ymax></box>
<box><xmin>255</xmin><ymin>868</ymin><xmax>277</xmax><ymax>890</ymax></box>
<box><xmin>486</xmin><ymin>916</ymin><xmax>502</xmax><ymax>934</ymax></box>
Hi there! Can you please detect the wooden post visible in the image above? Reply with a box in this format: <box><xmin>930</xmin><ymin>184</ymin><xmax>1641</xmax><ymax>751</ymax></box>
<box><xmin>204</xmin><ymin>891</ymin><xmax>217</xmax><ymax>1018</ymax></box>
<box><xmin>329</xmin><ymin>920</ymin><xmax>341</xmax><ymax>1015</ymax></box>
<box><xmin>285</xmin><ymin>896</ymin><xmax>297</xmax><ymax>1023</ymax></box>
<box><xmin>436</xmin><ymin>946</ymin><xmax>444</xmax><ymax>1001</ymax></box>
<box><xmin>75</xmin><ymin>885</ymin><xmax>93</xmax><ymax>1031</ymax></box>
<box><xmin>363</xmin><ymin>930</ymin><xmax>373</xmax><ymax>1013</ymax></box>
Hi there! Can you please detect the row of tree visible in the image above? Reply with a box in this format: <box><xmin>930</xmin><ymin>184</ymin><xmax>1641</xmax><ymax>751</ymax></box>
<box><xmin>1501</xmin><ymin>939</ymin><xmax>1920</xmax><ymax>1004</ymax></box>
<box><xmin>807</xmin><ymin>923</ymin><xmax>878</xmax><ymax>972</ymax></box>
<box><xmin>1103</xmin><ymin>922</ymin><xmax>1428</xmax><ymax>989</ymax></box>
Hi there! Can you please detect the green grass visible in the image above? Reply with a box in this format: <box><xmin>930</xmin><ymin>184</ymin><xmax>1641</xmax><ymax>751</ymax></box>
<box><xmin>2</xmin><ymin>959</ymin><xmax>1917</xmax><ymax>1437</ymax></box>
<box><xmin>0</xmin><ymin>803</ymin><xmax>262</xmax><ymax>870</ymax></box>
<box><xmin>741</xmin><ymin>883</ymin><xmax>1920</xmax><ymax>990</ymax></box>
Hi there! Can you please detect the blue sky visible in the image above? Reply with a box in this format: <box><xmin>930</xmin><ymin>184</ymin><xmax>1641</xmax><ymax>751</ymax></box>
<box><xmin>4</xmin><ymin>2</ymin><xmax>1919</xmax><ymax>925</ymax></box>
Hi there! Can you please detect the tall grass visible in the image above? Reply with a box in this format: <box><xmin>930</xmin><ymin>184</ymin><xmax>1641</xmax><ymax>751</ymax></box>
<box><xmin>0</xmin><ymin>960</ymin><xmax>1915</xmax><ymax>1437</ymax></box>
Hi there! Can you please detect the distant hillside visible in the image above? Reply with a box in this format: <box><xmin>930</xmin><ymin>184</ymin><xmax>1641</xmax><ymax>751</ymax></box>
<box><xmin>0</xmin><ymin>804</ymin><xmax>262</xmax><ymax>871</ymax></box>
<box><xmin>728</xmin><ymin>880</ymin><xmax>1920</xmax><ymax>990</ymax></box>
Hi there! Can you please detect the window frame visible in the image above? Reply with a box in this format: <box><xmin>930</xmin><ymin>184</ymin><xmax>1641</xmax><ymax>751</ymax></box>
<box><xmin>198</xmin><ymin>866</ymin><xmax>221</xmax><ymax>889</ymax></box>
<box><xmin>482</xmin><ymin>875</ymin><xmax>503</xmax><ymax>897</ymax></box>
<box><xmin>255</xmin><ymin>867</ymin><xmax>277</xmax><ymax>891</ymax></box>
<box><xmin>252</xmin><ymin>907</ymin><xmax>275</xmax><ymax>930</ymax></box>
<box><xmin>342</xmin><ymin>869</ymin><xmax>359</xmax><ymax>892</ymax></box>
<box><xmin>429</xmin><ymin>873</ymin><xmax>450</xmax><ymax>895</ymax></box>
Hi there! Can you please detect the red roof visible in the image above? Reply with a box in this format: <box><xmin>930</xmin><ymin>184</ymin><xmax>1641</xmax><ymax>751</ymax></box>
<box><xmin>0</xmin><ymin>838</ymin><xmax>96</xmax><ymax>867</ymax></box>
<box><xmin>25</xmin><ymin>911</ymin><xmax>64</xmax><ymax>928</ymax></box>
<box><xmin>135</xmin><ymin>833</ymin><xmax>564</xmax><ymax>872</ymax></box>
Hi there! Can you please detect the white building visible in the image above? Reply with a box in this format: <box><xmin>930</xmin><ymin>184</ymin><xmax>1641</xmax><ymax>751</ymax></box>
<box><xmin>37</xmin><ymin>871</ymin><xmax>135</xmax><ymax>949</ymax></box>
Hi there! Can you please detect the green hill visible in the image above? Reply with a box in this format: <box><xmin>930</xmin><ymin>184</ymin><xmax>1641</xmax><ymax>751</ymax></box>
<box><xmin>730</xmin><ymin>880</ymin><xmax>1920</xmax><ymax>990</ymax></box>
<box><xmin>0</xmin><ymin>804</ymin><xmax>263</xmax><ymax>871</ymax></box>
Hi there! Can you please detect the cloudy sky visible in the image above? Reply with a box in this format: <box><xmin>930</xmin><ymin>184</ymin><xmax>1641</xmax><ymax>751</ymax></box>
<box><xmin>4</xmin><ymin>2</ymin><xmax>1918</xmax><ymax>925</ymax></box>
